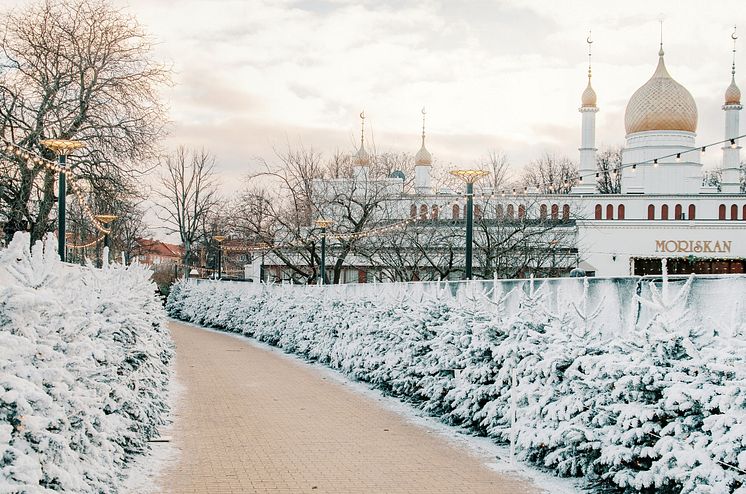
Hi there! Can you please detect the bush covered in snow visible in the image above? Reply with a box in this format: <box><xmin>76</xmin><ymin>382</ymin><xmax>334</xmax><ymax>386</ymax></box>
<box><xmin>168</xmin><ymin>270</ymin><xmax>746</xmax><ymax>493</ymax></box>
<box><xmin>0</xmin><ymin>233</ymin><xmax>173</xmax><ymax>493</ymax></box>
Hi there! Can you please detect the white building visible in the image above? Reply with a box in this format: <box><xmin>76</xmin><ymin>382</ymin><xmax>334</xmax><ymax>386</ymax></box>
<box><xmin>252</xmin><ymin>35</ymin><xmax>746</xmax><ymax>282</ymax></box>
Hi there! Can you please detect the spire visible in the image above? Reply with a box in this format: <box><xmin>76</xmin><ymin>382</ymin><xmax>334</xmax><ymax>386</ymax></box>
<box><xmin>581</xmin><ymin>31</ymin><xmax>597</xmax><ymax>108</ymax></box>
<box><xmin>415</xmin><ymin>107</ymin><xmax>432</xmax><ymax>166</ymax></box>
<box><xmin>725</xmin><ymin>26</ymin><xmax>741</xmax><ymax>106</ymax></box>
<box><xmin>658</xmin><ymin>18</ymin><xmax>664</xmax><ymax>57</ymax></box>
<box><xmin>354</xmin><ymin>110</ymin><xmax>370</xmax><ymax>165</ymax></box>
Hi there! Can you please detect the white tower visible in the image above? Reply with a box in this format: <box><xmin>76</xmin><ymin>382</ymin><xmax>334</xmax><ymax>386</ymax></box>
<box><xmin>722</xmin><ymin>27</ymin><xmax>742</xmax><ymax>194</ymax></box>
<box><xmin>353</xmin><ymin>111</ymin><xmax>370</xmax><ymax>181</ymax></box>
<box><xmin>414</xmin><ymin>108</ymin><xmax>432</xmax><ymax>194</ymax></box>
<box><xmin>573</xmin><ymin>33</ymin><xmax>599</xmax><ymax>194</ymax></box>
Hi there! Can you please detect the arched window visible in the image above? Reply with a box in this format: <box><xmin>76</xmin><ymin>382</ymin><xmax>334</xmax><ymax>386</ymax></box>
<box><xmin>410</xmin><ymin>204</ymin><xmax>417</xmax><ymax>219</ymax></box>
<box><xmin>562</xmin><ymin>204</ymin><xmax>570</xmax><ymax>221</ymax></box>
<box><xmin>475</xmin><ymin>205</ymin><xmax>483</xmax><ymax>220</ymax></box>
<box><xmin>732</xmin><ymin>204</ymin><xmax>739</xmax><ymax>220</ymax></box>
<box><xmin>661</xmin><ymin>204</ymin><xmax>669</xmax><ymax>220</ymax></box>
<box><xmin>719</xmin><ymin>204</ymin><xmax>726</xmax><ymax>220</ymax></box>
<box><xmin>496</xmin><ymin>204</ymin><xmax>504</xmax><ymax>219</ymax></box>
<box><xmin>551</xmin><ymin>204</ymin><xmax>559</xmax><ymax>220</ymax></box>
<box><xmin>743</xmin><ymin>204</ymin><xmax>746</xmax><ymax>221</ymax></box>
<box><xmin>648</xmin><ymin>204</ymin><xmax>655</xmax><ymax>220</ymax></box>
<box><xmin>518</xmin><ymin>204</ymin><xmax>526</xmax><ymax>220</ymax></box>
<box><xmin>419</xmin><ymin>204</ymin><xmax>428</xmax><ymax>220</ymax></box>
<box><xmin>617</xmin><ymin>204</ymin><xmax>625</xmax><ymax>220</ymax></box>
<box><xmin>431</xmin><ymin>204</ymin><xmax>439</xmax><ymax>220</ymax></box>
<box><xmin>595</xmin><ymin>204</ymin><xmax>602</xmax><ymax>220</ymax></box>
<box><xmin>540</xmin><ymin>204</ymin><xmax>548</xmax><ymax>220</ymax></box>
<box><xmin>507</xmin><ymin>204</ymin><xmax>515</xmax><ymax>219</ymax></box>
<box><xmin>688</xmin><ymin>204</ymin><xmax>696</xmax><ymax>220</ymax></box>
<box><xmin>452</xmin><ymin>204</ymin><xmax>460</xmax><ymax>220</ymax></box>
<box><xmin>674</xmin><ymin>204</ymin><xmax>682</xmax><ymax>220</ymax></box>
<box><xmin>606</xmin><ymin>204</ymin><xmax>614</xmax><ymax>220</ymax></box>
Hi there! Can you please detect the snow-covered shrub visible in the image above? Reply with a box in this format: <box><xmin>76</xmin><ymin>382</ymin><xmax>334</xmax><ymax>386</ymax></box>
<box><xmin>167</xmin><ymin>271</ymin><xmax>746</xmax><ymax>493</ymax></box>
<box><xmin>0</xmin><ymin>233</ymin><xmax>172</xmax><ymax>493</ymax></box>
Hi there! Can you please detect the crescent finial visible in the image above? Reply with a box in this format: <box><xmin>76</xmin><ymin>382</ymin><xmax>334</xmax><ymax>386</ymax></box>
<box><xmin>732</xmin><ymin>25</ymin><xmax>738</xmax><ymax>41</ymax></box>
<box><xmin>421</xmin><ymin>107</ymin><xmax>426</xmax><ymax>115</ymax></box>
<box><xmin>359</xmin><ymin>110</ymin><xmax>365</xmax><ymax>120</ymax></box>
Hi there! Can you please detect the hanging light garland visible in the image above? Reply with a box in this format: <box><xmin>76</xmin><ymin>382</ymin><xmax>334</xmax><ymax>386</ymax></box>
<box><xmin>1</xmin><ymin>139</ymin><xmax>111</xmax><ymax>234</ymax></box>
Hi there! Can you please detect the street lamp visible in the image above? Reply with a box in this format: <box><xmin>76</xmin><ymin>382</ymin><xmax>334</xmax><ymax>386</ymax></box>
<box><xmin>94</xmin><ymin>214</ymin><xmax>118</xmax><ymax>265</ymax></box>
<box><xmin>40</xmin><ymin>139</ymin><xmax>85</xmax><ymax>261</ymax></box>
<box><xmin>314</xmin><ymin>219</ymin><xmax>333</xmax><ymax>285</ymax></box>
<box><xmin>449</xmin><ymin>169</ymin><xmax>489</xmax><ymax>280</ymax></box>
<box><xmin>213</xmin><ymin>235</ymin><xmax>226</xmax><ymax>279</ymax></box>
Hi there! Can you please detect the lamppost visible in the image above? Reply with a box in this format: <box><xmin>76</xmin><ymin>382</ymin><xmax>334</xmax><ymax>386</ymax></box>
<box><xmin>40</xmin><ymin>139</ymin><xmax>85</xmax><ymax>261</ymax></box>
<box><xmin>449</xmin><ymin>169</ymin><xmax>489</xmax><ymax>280</ymax></box>
<box><xmin>94</xmin><ymin>214</ymin><xmax>118</xmax><ymax>265</ymax></box>
<box><xmin>213</xmin><ymin>235</ymin><xmax>226</xmax><ymax>279</ymax></box>
<box><xmin>314</xmin><ymin>219</ymin><xmax>333</xmax><ymax>285</ymax></box>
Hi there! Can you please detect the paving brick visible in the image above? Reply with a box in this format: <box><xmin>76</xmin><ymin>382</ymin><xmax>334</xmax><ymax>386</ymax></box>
<box><xmin>155</xmin><ymin>321</ymin><xmax>540</xmax><ymax>494</ymax></box>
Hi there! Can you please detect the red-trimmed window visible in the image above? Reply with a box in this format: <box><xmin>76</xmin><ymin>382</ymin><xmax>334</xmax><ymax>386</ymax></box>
<box><xmin>410</xmin><ymin>204</ymin><xmax>417</xmax><ymax>219</ymax></box>
<box><xmin>452</xmin><ymin>204</ymin><xmax>460</xmax><ymax>219</ymax></box>
<box><xmin>732</xmin><ymin>204</ymin><xmax>739</xmax><ymax>220</ymax></box>
<box><xmin>595</xmin><ymin>204</ymin><xmax>602</xmax><ymax>220</ymax></box>
<box><xmin>618</xmin><ymin>204</ymin><xmax>625</xmax><ymax>220</ymax></box>
<box><xmin>648</xmin><ymin>204</ymin><xmax>655</xmax><ymax>220</ymax></box>
<box><xmin>518</xmin><ymin>204</ymin><xmax>526</xmax><ymax>220</ymax></box>
<box><xmin>675</xmin><ymin>204</ymin><xmax>682</xmax><ymax>220</ymax></box>
<box><xmin>562</xmin><ymin>204</ymin><xmax>570</xmax><ymax>221</ymax></box>
<box><xmin>719</xmin><ymin>204</ymin><xmax>726</xmax><ymax>220</ymax></box>
<box><xmin>507</xmin><ymin>204</ymin><xmax>515</xmax><ymax>219</ymax></box>
<box><xmin>420</xmin><ymin>204</ymin><xmax>428</xmax><ymax>220</ymax></box>
<box><xmin>540</xmin><ymin>204</ymin><xmax>547</xmax><ymax>220</ymax></box>
<box><xmin>661</xmin><ymin>204</ymin><xmax>669</xmax><ymax>220</ymax></box>
<box><xmin>496</xmin><ymin>204</ymin><xmax>504</xmax><ymax>219</ymax></box>
<box><xmin>688</xmin><ymin>204</ymin><xmax>695</xmax><ymax>220</ymax></box>
<box><xmin>551</xmin><ymin>204</ymin><xmax>559</xmax><ymax>220</ymax></box>
<box><xmin>431</xmin><ymin>205</ymin><xmax>439</xmax><ymax>220</ymax></box>
<box><xmin>606</xmin><ymin>204</ymin><xmax>614</xmax><ymax>220</ymax></box>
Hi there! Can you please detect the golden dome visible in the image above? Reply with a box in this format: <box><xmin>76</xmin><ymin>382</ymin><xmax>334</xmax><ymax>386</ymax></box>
<box><xmin>725</xmin><ymin>75</ymin><xmax>741</xmax><ymax>105</ymax></box>
<box><xmin>414</xmin><ymin>143</ymin><xmax>432</xmax><ymax>166</ymax></box>
<box><xmin>354</xmin><ymin>143</ymin><xmax>369</xmax><ymax>166</ymax></box>
<box><xmin>624</xmin><ymin>49</ymin><xmax>698</xmax><ymax>134</ymax></box>
<box><xmin>581</xmin><ymin>80</ymin><xmax>597</xmax><ymax>108</ymax></box>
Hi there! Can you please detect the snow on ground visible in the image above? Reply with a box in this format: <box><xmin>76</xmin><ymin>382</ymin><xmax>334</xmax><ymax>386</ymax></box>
<box><xmin>167</xmin><ymin>274</ymin><xmax>746</xmax><ymax>493</ymax></box>
<box><xmin>195</xmin><ymin>323</ymin><xmax>583</xmax><ymax>494</ymax></box>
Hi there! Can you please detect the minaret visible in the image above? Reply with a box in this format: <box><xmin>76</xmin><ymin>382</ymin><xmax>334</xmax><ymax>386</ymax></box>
<box><xmin>572</xmin><ymin>32</ymin><xmax>599</xmax><ymax>194</ymax></box>
<box><xmin>722</xmin><ymin>26</ymin><xmax>742</xmax><ymax>194</ymax></box>
<box><xmin>353</xmin><ymin>110</ymin><xmax>370</xmax><ymax>181</ymax></box>
<box><xmin>414</xmin><ymin>107</ymin><xmax>433</xmax><ymax>194</ymax></box>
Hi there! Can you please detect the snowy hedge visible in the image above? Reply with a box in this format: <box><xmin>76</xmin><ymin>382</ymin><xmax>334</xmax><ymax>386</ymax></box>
<box><xmin>167</xmin><ymin>272</ymin><xmax>746</xmax><ymax>493</ymax></box>
<box><xmin>0</xmin><ymin>233</ymin><xmax>173</xmax><ymax>493</ymax></box>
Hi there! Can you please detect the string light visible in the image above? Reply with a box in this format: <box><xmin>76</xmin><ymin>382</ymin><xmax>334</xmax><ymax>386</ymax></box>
<box><xmin>68</xmin><ymin>235</ymin><xmax>105</xmax><ymax>249</ymax></box>
<box><xmin>701</xmin><ymin>146</ymin><xmax>706</xmax><ymax>154</ymax></box>
<box><xmin>1</xmin><ymin>139</ymin><xmax>110</xmax><ymax>234</ymax></box>
<box><xmin>653</xmin><ymin>159</ymin><xmax>659</xmax><ymax>167</ymax></box>
<box><xmin>731</xmin><ymin>138</ymin><xmax>737</xmax><ymax>148</ymax></box>
<box><xmin>675</xmin><ymin>153</ymin><xmax>681</xmax><ymax>162</ymax></box>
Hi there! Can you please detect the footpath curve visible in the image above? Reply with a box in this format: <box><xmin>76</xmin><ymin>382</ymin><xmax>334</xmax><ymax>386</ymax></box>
<box><xmin>154</xmin><ymin>320</ymin><xmax>541</xmax><ymax>494</ymax></box>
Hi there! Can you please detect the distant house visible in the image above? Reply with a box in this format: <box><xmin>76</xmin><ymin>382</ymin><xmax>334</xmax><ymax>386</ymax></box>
<box><xmin>136</xmin><ymin>239</ymin><xmax>183</xmax><ymax>266</ymax></box>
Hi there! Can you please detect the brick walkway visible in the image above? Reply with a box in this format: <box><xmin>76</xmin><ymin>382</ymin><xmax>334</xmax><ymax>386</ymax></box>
<box><xmin>155</xmin><ymin>321</ymin><xmax>541</xmax><ymax>494</ymax></box>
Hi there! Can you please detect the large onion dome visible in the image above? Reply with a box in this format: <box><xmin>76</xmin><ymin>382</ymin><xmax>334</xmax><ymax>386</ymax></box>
<box><xmin>624</xmin><ymin>48</ymin><xmax>698</xmax><ymax>134</ymax></box>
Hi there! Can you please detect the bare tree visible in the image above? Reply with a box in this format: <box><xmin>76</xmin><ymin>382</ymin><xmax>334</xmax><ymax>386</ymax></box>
<box><xmin>596</xmin><ymin>147</ymin><xmax>622</xmax><ymax>194</ymax></box>
<box><xmin>157</xmin><ymin>147</ymin><xmax>220</xmax><ymax>274</ymax></box>
<box><xmin>0</xmin><ymin>0</ymin><xmax>169</xmax><ymax>244</ymax></box>
<box><xmin>521</xmin><ymin>153</ymin><xmax>578</xmax><ymax>194</ymax></box>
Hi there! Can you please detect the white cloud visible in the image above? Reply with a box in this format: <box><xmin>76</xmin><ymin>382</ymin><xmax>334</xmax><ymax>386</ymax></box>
<box><xmin>118</xmin><ymin>0</ymin><xmax>743</xmax><ymax>182</ymax></box>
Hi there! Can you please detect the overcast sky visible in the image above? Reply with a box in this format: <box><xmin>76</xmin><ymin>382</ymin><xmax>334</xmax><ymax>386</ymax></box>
<box><xmin>111</xmin><ymin>0</ymin><xmax>742</xmax><ymax>191</ymax></box>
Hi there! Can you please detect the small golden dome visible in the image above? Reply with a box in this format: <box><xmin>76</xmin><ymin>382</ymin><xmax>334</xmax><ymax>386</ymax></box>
<box><xmin>624</xmin><ymin>49</ymin><xmax>698</xmax><ymax>134</ymax></box>
<box><xmin>725</xmin><ymin>75</ymin><xmax>741</xmax><ymax>105</ymax></box>
<box><xmin>354</xmin><ymin>143</ymin><xmax>369</xmax><ymax>166</ymax></box>
<box><xmin>581</xmin><ymin>80</ymin><xmax>597</xmax><ymax>108</ymax></box>
<box><xmin>414</xmin><ymin>143</ymin><xmax>432</xmax><ymax>166</ymax></box>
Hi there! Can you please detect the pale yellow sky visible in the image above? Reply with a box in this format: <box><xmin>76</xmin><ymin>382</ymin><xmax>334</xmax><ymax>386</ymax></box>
<box><xmin>28</xmin><ymin>0</ymin><xmax>746</xmax><ymax>192</ymax></box>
